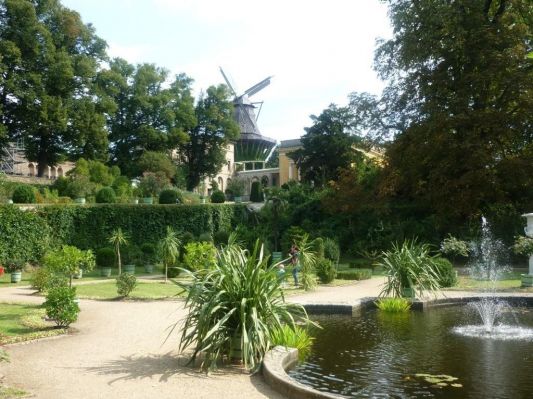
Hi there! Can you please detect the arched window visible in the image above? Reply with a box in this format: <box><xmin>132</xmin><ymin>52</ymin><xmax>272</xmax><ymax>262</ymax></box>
<box><xmin>28</xmin><ymin>163</ymin><xmax>35</xmax><ymax>177</ymax></box>
<box><xmin>218</xmin><ymin>177</ymin><xmax>224</xmax><ymax>192</ymax></box>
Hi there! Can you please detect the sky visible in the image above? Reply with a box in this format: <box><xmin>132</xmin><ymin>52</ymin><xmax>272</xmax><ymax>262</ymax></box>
<box><xmin>61</xmin><ymin>0</ymin><xmax>392</xmax><ymax>142</ymax></box>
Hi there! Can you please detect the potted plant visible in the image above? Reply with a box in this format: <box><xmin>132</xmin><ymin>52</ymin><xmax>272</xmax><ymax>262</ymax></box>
<box><xmin>5</xmin><ymin>259</ymin><xmax>25</xmax><ymax>283</ymax></box>
<box><xmin>140</xmin><ymin>243</ymin><xmax>157</xmax><ymax>273</ymax></box>
<box><xmin>158</xmin><ymin>227</ymin><xmax>180</xmax><ymax>283</ymax></box>
<box><xmin>138</xmin><ymin>173</ymin><xmax>166</xmax><ymax>204</ymax></box>
<box><xmin>109</xmin><ymin>228</ymin><xmax>128</xmax><ymax>275</ymax></box>
<box><xmin>123</xmin><ymin>245</ymin><xmax>141</xmax><ymax>274</ymax></box>
<box><xmin>227</xmin><ymin>178</ymin><xmax>245</xmax><ymax>203</ymax></box>
<box><xmin>68</xmin><ymin>177</ymin><xmax>90</xmax><ymax>204</ymax></box>
<box><xmin>96</xmin><ymin>247</ymin><xmax>116</xmax><ymax>277</ymax></box>
<box><xmin>43</xmin><ymin>246</ymin><xmax>95</xmax><ymax>288</ymax></box>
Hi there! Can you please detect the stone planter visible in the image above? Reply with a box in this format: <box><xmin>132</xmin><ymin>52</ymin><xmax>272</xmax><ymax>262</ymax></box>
<box><xmin>74</xmin><ymin>197</ymin><xmax>86</xmax><ymax>204</ymax></box>
<box><xmin>10</xmin><ymin>271</ymin><xmax>22</xmax><ymax>283</ymax></box>
<box><xmin>144</xmin><ymin>264</ymin><xmax>154</xmax><ymax>274</ymax></box>
<box><xmin>234</xmin><ymin>196</ymin><xmax>242</xmax><ymax>203</ymax></box>
<box><xmin>73</xmin><ymin>269</ymin><xmax>83</xmax><ymax>279</ymax></box>
<box><xmin>123</xmin><ymin>264</ymin><xmax>135</xmax><ymax>274</ymax></box>
<box><xmin>142</xmin><ymin>197</ymin><xmax>153</xmax><ymax>204</ymax></box>
<box><xmin>100</xmin><ymin>267</ymin><xmax>112</xmax><ymax>277</ymax></box>
<box><xmin>401</xmin><ymin>287</ymin><xmax>416</xmax><ymax>299</ymax></box>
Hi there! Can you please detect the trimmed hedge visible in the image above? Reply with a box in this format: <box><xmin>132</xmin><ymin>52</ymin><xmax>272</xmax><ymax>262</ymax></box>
<box><xmin>12</xmin><ymin>185</ymin><xmax>36</xmax><ymax>204</ymax></box>
<box><xmin>0</xmin><ymin>204</ymin><xmax>248</xmax><ymax>258</ymax></box>
<box><xmin>96</xmin><ymin>187</ymin><xmax>116</xmax><ymax>204</ymax></box>
<box><xmin>337</xmin><ymin>268</ymin><xmax>372</xmax><ymax>281</ymax></box>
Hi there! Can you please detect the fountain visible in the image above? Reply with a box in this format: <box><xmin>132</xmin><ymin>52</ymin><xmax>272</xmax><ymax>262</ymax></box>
<box><xmin>452</xmin><ymin>217</ymin><xmax>533</xmax><ymax>340</ymax></box>
<box><xmin>520</xmin><ymin>212</ymin><xmax>533</xmax><ymax>287</ymax></box>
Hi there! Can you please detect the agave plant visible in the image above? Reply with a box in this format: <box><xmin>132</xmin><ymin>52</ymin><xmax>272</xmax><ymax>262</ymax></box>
<box><xmin>175</xmin><ymin>241</ymin><xmax>310</xmax><ymax>372</ymax></box>
<box><xmin>377</xmin><ymin>239</ymin><xmax>441</xmax><ymax>298</ymax></box>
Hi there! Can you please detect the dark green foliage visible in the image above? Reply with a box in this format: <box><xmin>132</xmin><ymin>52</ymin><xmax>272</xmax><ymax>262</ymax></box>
<box><xmin>323</xmin><ymin>238</ymin><xmax>340</xmax><ymax>265</ymax></box>
<box><xmin>140</xmin><ymin>243</ymin><xmax>157</xmax><ymax>263</ymax></box>
<box><xmin>12</xmin><ymin>185</ymin><xmax>36</xmax><ymax>204</ymax></box>
<box><xmin>32</xmin><ymin>203</ymin><xmax>246</xmax><ymax>250</ymax></box>
<box><xmin>159</xmin><ymin>189</ymin><xmax>181</xmax><ymax>204</ymax></box>
<box><xmin>213</xmin><ymin>230</ymin><xmax>230</xmax><ymax>247</ymax></box>
<box><xmin>312</xmin><ymin>237</ymin><xmax>325</xmax><ymax>259</ymax></box>
<box><xmin>95</xmin><ymin>187</ymin><xmax>116</xmax><ymax>204</ymax></box>
<box><xmin>250</xmin><ymin>181</ymin><xmax>264</xmax><ymax>202</ymax></box>
<box><xmin>0</xmin><ymin>206</ymin><xmax>51</xmax><ymax>263</ymax></box>
<box><xmin>337</xmin><ymin>268</ymin><xmax>372</xmax><ymax>280</ymax></box>
<box><xmin>122</xmin><ymin>245</ymin><xmax>142</xmax><ymax>265</ymax></box>
<box><xmin>95</xmin><ymin>247</ymin><xmax>116</xmax><ymax>268</ymax></box>
<box><xmin>433</xmin><ymin>257</ymin><xmax>457</xmax><ymax>288</ymax></box>
<box><xmin>315</xmin><ymin>258</ymin><xmax>337</xmax><ymax>284</ymax></box>
<box><xmin>166</xmin><ymin>266</ymin><xmax>181</xmax><ymax>278</ymax></box>
<box><xmin>44</xmin><ymin>286</ymin><xmax>80</xmax><ymax>327</ymax></box>
<box><xmin>116</xmin><ymin>273</ymin><xmax>137</xmax><ymax>297</ymax></box>
<box><xmin>197</xmin><ymin>232</ymin><xmax>213</xmax><ymax>243</ymax></box>
<box><xmin>210</xmin><ymin>190</ymin><xmax>225</xmax><ymax>204</ymax></box>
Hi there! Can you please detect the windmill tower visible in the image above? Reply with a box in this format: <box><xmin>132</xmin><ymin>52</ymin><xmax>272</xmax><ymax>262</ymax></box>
<box><xmin>219</xmin><ymin>68</ymin><xmax>276</xmax><ymax>171</ymax></box>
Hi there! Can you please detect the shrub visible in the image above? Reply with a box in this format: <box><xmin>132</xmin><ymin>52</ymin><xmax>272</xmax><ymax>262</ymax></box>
<box><xmin>122</xmin><ymin>245</ymin><xmax>142</xmax><ymax>265</ymax></box>
<box><xmin>43</xmin><ymin>246</ymin><xmax>95</xmax><ymax>287</ymax></box>
<box><xmin>167</xmin><ymin>266</ymin><xmax>181</xmax><ymax>278</ymax></box>
<box><xmin>32</xmin><ymin>267</ymin><xmax>68</xmax><ymax>293</ymax></box>
<box><xmin>375</xmin><ymin>297</ymin><xmax>411</xmax><ymax>313</ymax></box>
<box><xmin>95</xmin><ymin>247</ymin><xmax>116</xmax><ymax>268</ymax></box>
<box><xmin>513</xmin><ymin>236</ymin><xmax>533</xmax><ymax>256</ymax></box>
<box><xmin>4</xmin><ymin>259</ymin><xmax>25</xmax><ymax>273</ymax></box>
<box><xmin>210</xmin><ymin>190</ymin><xmax>225</xmax><ymax>203</ymax></box>
<box><xmin>226</xmin><ymin>178</ymin><xmax>246</xmax><ymax>198</ymax></box>
<box><xmin>176</xmin><ymin>242</ymin><xmax>310</xmax><ymax>371</ymax></box>
<box><xmin>440</xmin><ymin>235</ymin><xmax>469</xmax><ymax>257</ymax></box>
<box><xmin>270</xmin><ymin>324</ymin><xmax>314</xmax><ymax>361</ymax></box>
<box><xmin>323</xmin><ymin>238</ymin><xmax>340</xmax><ymax>265</ymax></box>
<box><xmin>312</xmin><ymin>237</ymin><xmax>325</xmax><ymax>259</ymax></box>
<box><xmin>95</xmin><ymin>187</ymin><xmax>116</xmax><ymax>203</ymax></box>
<box><xmin>197</xmin><ymin>232</ymin><xmax>213</xmax><ymax>243</ymax></box>
<box><xmin>44</xmin><ymin>286</ymin><xmax>80</xmax><ymax>327</ymax></box>
<box><xmin>337</xmin><ymin>268</ymin><xmax>372</xmax><ymax>280</ymax></box>
<box><xmin>250</xmin><ymin>181</ymin><xmax>264</xmax><ymax>202</ymax></box>
<box><xmin>213</xmin><ymin>230</ymin><xmax>230</xmax><ymax>247</ymax></box>
<box><xmin>116</xmin><ymin>273</ymin><xmax>137</xmax><ymax>297</ymax></box>
<box><xmin>377</xmin><ymin>240</ymin><xmax>441</xmax><ymax>298</ymax></box>
<box><xmin>315</xmin><ymin>258</ymin><xmax>336</xmax><ymax>283</ymax></box>
<box><xmin>183</xmin><ymin>242</ymin><xmax>217</xmax><ymax>271</ymax></box>
<box><xmin>140</xmin><ymin>243</ymin><xmax>157</xmax><ymax>264</ymax></box>
<box><xmin>159</xmin><ymin>189</ymin><xmax>180</xmax><ymax>204</ymax></box>
<box><xmin>12</xmin><ymin>185</ymin><xmax>36</xmax><ymax>203</ymax></box>
<box><xmin>433</xmin><ymin>257</ymin><xmax>457</xmax><ymax>287</ymax></box>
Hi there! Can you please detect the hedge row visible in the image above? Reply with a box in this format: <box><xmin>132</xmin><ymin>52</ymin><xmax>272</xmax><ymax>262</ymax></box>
<box><xmin>0</xmin><ymin>204</ymin><xmax>248</xmax><ymax>262</ymax></box>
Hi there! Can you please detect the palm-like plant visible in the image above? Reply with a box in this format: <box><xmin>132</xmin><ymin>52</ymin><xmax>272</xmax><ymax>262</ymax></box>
<box><xmin>159</xmin><ymin>226</ymin><xmax>180</xmax><ymax>283</ymax></box>
<box><xmin>295</xmin><ymin>234</ymin><xmax>318</xmax><ymax>291</ymax></box>
<box><xmin>176</xmin><ymin>241</ymin><xmax>310</xmax><ymax>372</ymax></box>
<box><xmin>377</xmin><ymin>239</ymin><xmax>441</xmax><ymax>298</ymax></box>
<box><xmin>109</xmin><ymin>228</ymin><xmax>128</xmax><ymax>275</ymax></box>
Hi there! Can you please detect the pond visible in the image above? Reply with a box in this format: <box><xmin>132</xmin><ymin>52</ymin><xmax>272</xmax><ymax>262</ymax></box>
<box><xmin>289</xmin><ymin>305</ymin><xmax>533</xmax><ymax>398</ymax></box>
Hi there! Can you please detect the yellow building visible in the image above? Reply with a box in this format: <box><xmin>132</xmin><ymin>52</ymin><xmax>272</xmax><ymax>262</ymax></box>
<box><xmin>278</xmin><ymin>139</ymin><xmax>301</xmax><ymax>186</ymax></box>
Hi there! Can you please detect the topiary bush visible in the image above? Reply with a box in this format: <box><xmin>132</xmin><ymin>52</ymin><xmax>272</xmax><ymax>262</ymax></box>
<box><xmin>159</xmin><ymin>189</ymin><xmax>180</xmax><ymax>204</ymax></box>
<box><xmin>44</xmin><ymin>286</ymin><xmax>80</xmax><ymax>327</ymax></box>
<box><xmin>433</xmin><ymin>257</ymin><xmax>457</xmax><ymax>287</ymax></box>
<box><xmin>250</xmin><ymin>181</ymin><xmax>264</xmax><ymax>202</ymax></box>
<box><xmin>140</xmin><ymin>243</ymin><xmax>157</xmax><ymax>264</ymax></box>
<box><xmin>167</xmin><ymin>266</ymin><xmax>181</xmax><ymax>278</ymax></box>
<box><xmin>116</xmin><ymin>273</ymin><xmax>137</xmax><ymax>297</ymax></box>
<box><xmin>95</xmin><ymin>187</ymin><xmax>116</xmax><ymax>203</ymax></box>
<box><xmin>12</xmin><ymin>185</ymin><xmax>36</xmax><ymax>204</ymax></box>
<box><xmin>315</xmin><ymin>258</ymin><xmax>336</xmax><ymax>283</ymax></box>
<box><xmin>96</xmin><ymin>247</ymin><xmax>116</xmax><ymax>268</ymax></box>
<box><xmin>210</xmin><ymin>190</ymin><xmax>225</xmax><ymax>204</ymax></box>
<box><xmin>323</xmin><ymin>238</ymin><xmax>340</xmax><ymax>265</ymax></box>
<box><xmin>213</xmin><ymin>230</ymin><xmax>230</xmax><ymax>247</ymax></box>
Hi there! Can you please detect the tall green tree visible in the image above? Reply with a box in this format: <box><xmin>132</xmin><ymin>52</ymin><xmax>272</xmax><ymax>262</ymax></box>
<box><xmin>289</xmin><ymin>104</ymin><xmax>363</xmax><ymax>188</ymax></box>
<box><xmin>178</xmin><ymin>85</ymin><xmax>239</xmax><ymax>191</ymax></box>
<box><xmin>350</xmin><ymin>0</ymin><xmax>533</xmax><ymax>225</ymax></box>
<box><xmin>0</xmin><ymin>0</ymin><xmax>110</xmax><ymax>175</ymax></box>
<box><xmin>103</xmin><ymin>59</ymin><xmax>193</xmax><ymax>176</ymax></box>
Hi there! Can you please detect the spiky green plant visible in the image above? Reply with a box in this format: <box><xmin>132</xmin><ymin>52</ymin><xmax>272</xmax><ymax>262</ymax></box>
<box><xmin>377</xmin><ymin>240</ymin><xmax>441</xmax><ymax>298</ymax></box>
<box><xmin>375</xmin><ymin>297</ymin><xmax>412</xmax><ymax>313</ymax></box>
<box><xmin>270</xmin><ymin>324</ymin><xmax>314</xmax><ymax>361</ymax></box>
<box><xmin>159</xmin><ymin>226</ymin><xmax>180</xmax><ymax>283</ymax></box>
<box><xmin>175</xmin><ymin>241</ymin><xmax>310</xmax><ymax>372</ymax></box>
<box><xmin>295</xmin><ymin>234</ymin><xmax>318</xmax><ymax>291</ymax></box>
<box><xmin>109</xmin><ymin>228</ymin><xmax>128</xmax><ymax>275</ymax></box>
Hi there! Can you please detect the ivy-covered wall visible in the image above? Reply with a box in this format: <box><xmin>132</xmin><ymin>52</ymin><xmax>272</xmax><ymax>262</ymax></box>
<box><xmin>0</xmin><ymin>204</ymin><xmax>248</xmax><ymax>262</ymax></box>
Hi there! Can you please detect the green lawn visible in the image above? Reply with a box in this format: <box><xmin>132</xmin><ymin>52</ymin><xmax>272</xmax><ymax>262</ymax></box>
<box><xmin>448</xmin><ymin>273</ymin><xmax>533</xmax><ymax>292</ymax></box>
<box><xmin>75</xmin><ymin>281</ymin><xmax>185</xmax><ymax>300</ymax></box>
<box><xmin>0</xmin><ymin>303</ymin><xmax>66</xmax><ymax>344</ymax></box>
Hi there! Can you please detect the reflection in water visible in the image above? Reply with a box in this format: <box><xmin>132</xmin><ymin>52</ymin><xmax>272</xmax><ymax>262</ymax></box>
<box><xmin>289</xmin><ymin>307</ymin><xmax>533</xmax><ymax>399</ymax></box>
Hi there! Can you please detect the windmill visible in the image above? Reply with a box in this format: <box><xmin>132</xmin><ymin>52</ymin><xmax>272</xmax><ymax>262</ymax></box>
<box><xmin>219</xmin><ymin>67</ymin><xmax>277</xmax><ymax>170</ymax></box>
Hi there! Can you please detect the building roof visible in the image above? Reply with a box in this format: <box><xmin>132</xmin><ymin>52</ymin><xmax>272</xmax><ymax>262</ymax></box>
<box><xmin>279</xmin><ymin>139</ymin><xmax>302</xmax><ymax>148</ymax></box>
